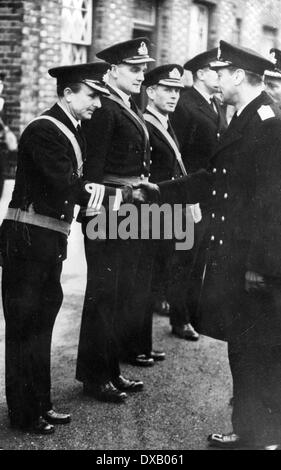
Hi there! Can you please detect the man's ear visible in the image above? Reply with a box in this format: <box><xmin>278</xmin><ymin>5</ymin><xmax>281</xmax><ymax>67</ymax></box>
<box><xmin>196</xmin><ymin>69</ymin><xmax>205</xmax><ymax>81</ymax></box>
<box><xmin>110</xmin><ymin>64</ymin><xmax>119</xmax><ymax>79</ymax></box>
<box><xmin>64</xmin><ymin>87</ymin><xmax>74</xmax><ymax>103</ymax></box>
<box><xmin>233</xmin><ymin>68</ymin><xmax>245</xmax><ymax>85</ymax></box>
<box><xmin>146</xmin><ymin>86</ymin><xmax>156</xmax><ymax>101</ymax></box>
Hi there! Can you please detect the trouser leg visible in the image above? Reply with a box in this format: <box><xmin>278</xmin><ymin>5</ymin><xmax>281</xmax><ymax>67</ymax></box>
<box><xmin>114</xmin><ymin>239</ymin><xmax>144</xmax><ymax>359</ymax></box>
<box><xmin>2</xmin><ymin>255</ymin><xmax>62</xmax><ymax>427</ymax></box>
<box><xmin>150</xmin><ymin>240</ymin><xmax>173</xmax><ymax>306</ymax></box>
<box><xmin>133</xmin><ymin>240</ymin><xmax>155</xmax><ymax>356</ymax></box>
<box><xmin>168</xmin><ymin>248</ymin><xmax>192</xmax><ymax>327</ymax></box>
<box><xmin>228</xmin><ymin>341</ymin><xmax>281</xmax><ymax>445</ymax></box>
<box><xmin>168</xmin><ymin>212</ymin><xmax>210</xmax><ymax>328</ymax></box>
<box><xmin>36</xmin><ymin>262</ymin><xmax>63</xmax><ymax>413</ymax></box>
<box><xmin>76</xmin><ymin>239</ymin><xmax>121</xmax><ymax>385</ymax></box>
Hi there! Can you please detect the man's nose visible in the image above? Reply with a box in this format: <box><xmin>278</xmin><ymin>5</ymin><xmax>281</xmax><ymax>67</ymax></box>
<box><xmin>137</xmin><ymin>71</ymin><xmax>145</xmax><ymax>81</ymax></box>
<box><xmin>93</xmin><ymin>96</ymin><xmax>101</xmax><ymax>108</ymax></box>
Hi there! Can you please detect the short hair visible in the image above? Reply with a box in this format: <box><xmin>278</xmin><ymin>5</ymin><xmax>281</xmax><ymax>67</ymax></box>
<box><xmin>192</xmin><ymin>66</ymin><xmax>210</xmax><ymax>82</ymax></box>
<box><xmin>56</xmin><ymin>81</ymin><xmax>82</xmax><ymax>97</ymax></box>
<box><xmin>224</xmin><ymin>66</ymin><xmax>263</xmax><ymax>85</ymax></box>
<box><xmin>244</xmin><ymin>70</ymin><xmax>263</xmax><ymax>86</ymax></box>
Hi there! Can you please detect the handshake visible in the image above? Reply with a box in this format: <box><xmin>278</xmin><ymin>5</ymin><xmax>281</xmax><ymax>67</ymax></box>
<box><xmin>122</xmin><ymin>182</ymin><xmax>161</xmax><ymax>204</ymax></box>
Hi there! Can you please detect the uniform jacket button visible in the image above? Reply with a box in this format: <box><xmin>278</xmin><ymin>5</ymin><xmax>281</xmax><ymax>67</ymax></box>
<box><xmin>213</xmin><ymin>168</ymin><xmax>217</xmax><ymax>173</ymax></box>
<box><xmin>212</xmin><ymin>190</ymin><xmax>216</xmax><ymax>196</ymax></box>
<box><xmin>222</xmin><ymin>168</ymin><xmax>227</xmax><ymax>174</ymax></box>
<box><xmin>150</xmin><ymin>160</ymin><xmax>152</xmax><ymax>164</ymax></box>
<box><xmin>219</xmin><ymin>240</ymin><xmax>223</xmax><ymax>245</ymax></box>
<box><xmin>64</xmin><ymin>200</ymin><xmax>69</xmax><ymax>205</ymax></box>
<box><xmin>211</xmin><ymin>235</ymin><xmax>215</xmax><ymax>241</ymax></box>
<box><xmin>224</xmin><ymin>193</ymin><xmax>228</xmax><ymax>199</ymax></box>
<box><xmin>60</xmin><ymin>214</ymin><xmax>65</xmax><ymax>220</ymax></box>
<box><xmin>140</xmin><ymin>174</ymin><xmax>145</xmax><ymax>180</ymax></box>
<box><xmin>212</xmin><ymin>213</ymin><xmax>215</xmax><ymax>218</ymax></box>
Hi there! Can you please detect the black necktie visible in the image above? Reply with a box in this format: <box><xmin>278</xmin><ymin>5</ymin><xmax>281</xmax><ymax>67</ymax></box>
<box><xmin>167</xmin><ymin>119</ymin><xmax>178</xmax><ymax>142</ymax></box>
<box><xmin>76</xmin><ymin>124</ymin><xmax>82</xmax><ymax>135</ymax></box>
<box><xmin>167</xmin><ymin>120</ymin><xmax>182</xmax><ymax>177</ymax></box>
<box><xmin>76</xmin><ymin>124</ymin><xmax>86</xmax><ymax>156</ymax></box>
<box><xmin>210</xmin><ymin>96</ymin><xmax>218</xmax><ymax>114</ymax></box>
<box><xmin>129</xmin><ymin>97</ymin><xmax>138</xmax><ymax>114</ymax></box>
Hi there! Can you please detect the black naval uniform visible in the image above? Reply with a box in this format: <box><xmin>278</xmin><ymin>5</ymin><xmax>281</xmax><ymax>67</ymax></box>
<box><xmin>0</xmin><ymin>103</ymin><xmax>120</xmax><ymax>428</ymax></box>
<box><xmin>142</xmin><ymin>107</ymin><xmax>182</xmax><ymax>349</ymax></box>
<box><xmin>169</xmin><ymin>86</ymin><xmax>227</xmax><ymax>330</ymax></box>
<box><xmin>170</xmin><ymin>86</ymin><xmax>227</xmax><ymax>172</ymax></box>
<box><xmin>76</xmin><ymin>86</ymin><xmax>151</xmax><ymax>385</ymax></box>
<box><xmin>160</xmin><ymin>91</ymin><xmax>281</xmax><ymax>445</ymax></box>
<box><xmin>197</xmin><ymin>91</ymin><xmax>281</xmax><ymax>444</ymax></box>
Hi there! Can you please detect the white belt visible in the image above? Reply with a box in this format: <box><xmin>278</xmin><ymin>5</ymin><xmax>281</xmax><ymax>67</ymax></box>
<box><xmin>103</xmin><ymin>174</ymin><xmax>149</xmax><ymax>186</ymax></box>
<box><xmin>5</xmin><ymin>206</ymin><xmax>71</xmax><ymax>236</ymax></box>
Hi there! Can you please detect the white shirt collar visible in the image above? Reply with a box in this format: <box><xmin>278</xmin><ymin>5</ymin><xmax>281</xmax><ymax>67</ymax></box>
<box><xmin>57</xmin><ymin>101</ymin><xmax>81</xmax><ymax>128</ymax></box>
<box><xmin>193</xmin><ymin>85</ymin><xmax>213</xmax><ymax>104</ymax></box>
<box><xmin>109</xmin><ymin>85</ymin><xmax>131</xmax><ymax>108</ymax></box>
<box><xmin>147</xmin><ymin>105</ymin><xmax>169</xmax><ymax>129</ymax></box>
<box><xmin>236</xmin><ymin>103</ymin><xmax>248</xmax><ymax>117</ymax></box>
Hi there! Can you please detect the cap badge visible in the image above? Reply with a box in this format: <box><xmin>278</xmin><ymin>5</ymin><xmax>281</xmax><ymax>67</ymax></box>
<box><xmin>270</xmin><ymin>52</ymin><xmax>277</xmax><ymax>65</ymax></box>
<box><xmin>169</xmin><ymin>68</ymin><xmax>181</xmax><ymax>79</ymax></box>
<box><xmin>138</xmin><ymin>41</ymin><xmax>148</xmax><ymax>56</ymax></box>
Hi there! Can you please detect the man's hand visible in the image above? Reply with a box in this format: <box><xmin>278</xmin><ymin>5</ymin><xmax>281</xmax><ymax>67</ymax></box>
<box><xmin>245</xmin><ymin>270</ymin><xmax>265</xmax><ymax>292</ymax></box>
<box><xmin>132</xmin><ymin>188</ymin><xmax>147</xmax><ymax>203</ymax></box>
<box><xmin>132</xmin><ymin>182</ymin><xmax>160</xmax><ymax>203</ymax></box>
<box><xmin>121</xmin><ymin>185</ymin><xmax>133</xmax><ymax>203</ymax></box>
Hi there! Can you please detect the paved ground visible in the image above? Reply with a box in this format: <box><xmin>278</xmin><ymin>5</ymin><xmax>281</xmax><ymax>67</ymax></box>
<box><xmin>0</xmin><ymin>180</ymin><xmax>232</xmax><ymax>450</ymax></box>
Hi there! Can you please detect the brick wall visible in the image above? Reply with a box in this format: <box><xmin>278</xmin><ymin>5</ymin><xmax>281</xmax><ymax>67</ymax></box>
<box><xmin>90</xmin><ymin>0</ymin><xmax>133</xmax><ymax>61</ymax></box>
<box><xmin>2</xmin><ymin>0</ymin><xmax>281</xmax><ymax>147</ymax></box>
<box><xmin>215</xmin><ymin>0</ymin><xmax>281</xmax><ymax>51</ymax></box>
<box><xmin>0</xmin><ymin>1</ymin><xmax>23</xmax><ymax>134</ymax></box>
<box><xmin>20</xmin><ymin>0</ymin><xmax>62</xmax><ymax>132</ymax></box>
<box><xmin>0</xmin><ymin>0</ymin><xmax>62</xmax><ymax>135</ymax></box>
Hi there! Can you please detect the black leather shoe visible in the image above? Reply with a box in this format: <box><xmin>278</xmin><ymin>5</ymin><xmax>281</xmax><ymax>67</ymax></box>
<box><xmin>43</xmin><ymin>409</ymin><xmax>71</xmax><ymax>425</ymax></box>
<box><xmin>83</xmin><ymin>381</ymin><xmax>128</xmax><ymax>403</ymax></box>
<box><xmin>129</xmin><ymin>354</ymin><xmax>155</xmax><ymax>367</ymax></box>
<box><xmin>150</xmin><ymin>350</ymin><xmax>166</xmax><ymax>361</ymax></box>
<box><xmin>112</xmin><ymin>375</ymin><xmax>144</xmax><ymax>392</ymax></box>
<box><xmin>172</xmin><ymin>323</ymin><xmax>199</xmax><ymax>341</ymax></box>
<box><xmin>208</xmin><ymin>432</ymin><xmax>249</xmax><ymax>449</ymax></box>
<box><xmin>32</xmin><ymin>416</ymin><xmax>55</xmax><ymax>435</ymax></box>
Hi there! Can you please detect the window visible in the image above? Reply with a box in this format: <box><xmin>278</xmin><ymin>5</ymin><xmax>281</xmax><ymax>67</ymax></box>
<box><xmin>260</xmin><ymin>26</ymin><xmax>278</xmax><ymax>59</ymax></box>
<box><xmin>61</xmin><ymin>0</ymin><xmax>93</xmax><ymax>64</ymax></box>
<box><xmin>133</xmin><ymin>0</ymin><xmax>157</xmax><ymax>30</ymax></box>
<box><xmin>233</xmin><ymin>18</ymin><xmax>242</xmax><ymax>45</ymax></box>
<box><xmin>132</xmin><ymin>0</ymin><xmax>158</xmax><ymax>109</ymax></box>
<box><xmin>188</xmin><ymin>3</ymin><xmax>209</xmax><ymax>58</ymax></box>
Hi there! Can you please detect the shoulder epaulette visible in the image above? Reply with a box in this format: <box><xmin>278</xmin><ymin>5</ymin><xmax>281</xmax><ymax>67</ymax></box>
<box><xmin>257</xmin><ymin>105</ymin><xmax>275</xmax><ymax>120</ymax></box>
